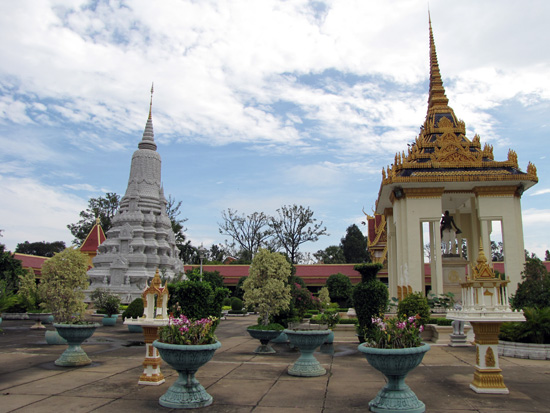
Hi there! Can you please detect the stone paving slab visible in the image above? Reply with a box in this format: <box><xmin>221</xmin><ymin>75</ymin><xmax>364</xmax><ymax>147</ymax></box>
<box><xmin>1</xmin><ymin>317</ymin><xmax>550</xmax><ymax>412</ymax></box>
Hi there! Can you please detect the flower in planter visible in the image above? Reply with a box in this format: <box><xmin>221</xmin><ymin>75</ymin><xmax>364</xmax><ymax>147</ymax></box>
<box><xmin>366</xmin><ymin>315</ymin><xmax>424</xmax><ymax>349</ymax></box>
<box><xmin>158</xmin><ymin>315</ymin><xmax>218</xmax><ymax>345</ymax></box>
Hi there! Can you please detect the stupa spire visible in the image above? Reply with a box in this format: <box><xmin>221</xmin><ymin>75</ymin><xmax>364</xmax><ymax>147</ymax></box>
<box><xmin>138</xmin><ymin>83</ymin><xmax>157</xmax><ymax>151</ymax></box>
<box><xmin>427</xmin><ymin>15</ymin><xmax>450</xmax><ymax>112</ymax></box>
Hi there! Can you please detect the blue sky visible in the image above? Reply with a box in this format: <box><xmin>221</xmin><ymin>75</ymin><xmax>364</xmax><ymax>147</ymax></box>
<box><xmin>1</xmin><ymin>0</ymin><xmax>549</xmax><ymax>261</ymax></box>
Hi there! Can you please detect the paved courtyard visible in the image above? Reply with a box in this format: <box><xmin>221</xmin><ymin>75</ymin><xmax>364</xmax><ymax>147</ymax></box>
<box><xmin>1</xmin><ymin>316</ymin><xmax>549</xmax><ymax>412</ymax></box>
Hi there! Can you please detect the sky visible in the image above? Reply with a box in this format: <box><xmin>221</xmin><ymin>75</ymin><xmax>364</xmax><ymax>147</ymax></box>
<box><xmin>1</xmin><ymin>0</ymin><xmax>550</xmax><ymax>262</ymax></box>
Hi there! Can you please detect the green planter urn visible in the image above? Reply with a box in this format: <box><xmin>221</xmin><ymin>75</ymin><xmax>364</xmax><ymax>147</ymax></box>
<box><xmin>358</xmin><ymin>342</ymin><xmax>430</xmax><ymax>413</ymax></box>
<box><xmin>285</xmin><ymin>329</ymin><xmax>331</xmax><ymax>376</ymax></box>
<box><xmin>246</xmin><ymin>328</ymin><xmax>282</xmax><ymax>354</ymax></box>
<box><xmin>53</xmin><ymin>323</ymin><xmax>100</xmax><ymax>366</ymax></box>
<box><xmin>101</xmin><ymin>314</ymin><xmax>119</xmax><ymax>326</ymax></box>
<box><xmin>153</xmin><ymin>340</ymin><xmax>221</xmax><ymax>409</ymax></box>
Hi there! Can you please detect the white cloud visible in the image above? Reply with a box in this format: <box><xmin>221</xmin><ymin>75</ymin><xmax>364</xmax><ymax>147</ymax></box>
<box><xmin>529</xmin><ymin>188</ymin><xmax>550</xmax><ymax>197</ymax></box>
<box><xmin>0</xmin><ymin>175</ymin><xmax>87</xmax><ymax>250</ymax></box>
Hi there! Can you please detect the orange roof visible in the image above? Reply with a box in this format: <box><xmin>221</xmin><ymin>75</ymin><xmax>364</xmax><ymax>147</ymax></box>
<box><xmin>80</xmin><ymin>219</ymin><xmax>106</xmax><ymax>252</ymax></box>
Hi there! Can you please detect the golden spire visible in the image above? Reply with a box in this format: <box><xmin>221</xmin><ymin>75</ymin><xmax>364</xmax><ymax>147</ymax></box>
<box><xmin>427</xmin><ymin>15</ymin><xmax>450</xmax><ymax>112</ymax></box>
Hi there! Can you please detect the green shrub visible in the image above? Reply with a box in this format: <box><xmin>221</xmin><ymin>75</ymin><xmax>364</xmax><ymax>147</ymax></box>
<box><xmin>247</xmin><ymin>323</ymin><xmax>284</xmax><ymax>331</ymax></box>
<box><xmin>511</xmin><ymin>258</ymin><xmax>550</xmax><ymax>310</ymax></box>
<box><xmin>223</xmin><ymin>297</ymin><xmax>232</xmax><ymax>307</ymax></box>
<box><xmin>326</xmin><ymin>273</ymin><xmax>353</xmax><ymax>307</ymax></box>
<box><xmin>397</xmin><ymin>292</ymin><xmax>431</xmax><ymax>326</ymax></box>
<box><xmin>168</xmin><ymin>276</ymin><xmax>230</xmax><ymax>320</ymax></box>
<box><xmin>498</xmin><ymin>307</ymin><xmax>550</xmax><ymax>344</ymax></box>
<box><xmin>230</xmin><ymin>297</ymin><xmax>243</xmax><ymax>311</ymax></box>
<box><xmin>122</xmin><ymin>298</ymin><xmax>144</xmax><ymax>321</ymax></box>
<box><xmin>436</xmin><ymin>318</ymin><xmax>453</xmax><ymax>326</ymax></box>
<box><xmin>354</xmin><ymin>263</ymin><xmax>383</xmax><ymax>283</ymax></box>
<box><xmin>338</xmin><ymin>318</ymin><xmax>358</xmax><ymax>325</ymax></box>
<box><xmin>91</xmin><ymin>288</ymin><xmax>121</xmax><ymax>317</ymax></box>
<box><xmin>352</xmin><ymin>279</ymin><xmax>388</xmax><ymax>334</ymax></box>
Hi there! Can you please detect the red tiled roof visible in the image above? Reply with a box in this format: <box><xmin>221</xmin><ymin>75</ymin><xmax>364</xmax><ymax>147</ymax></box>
<box><xmin>80</xmin><ymin>221</ymin><xmax>106</xmax><ymax>252</ymax></box>
<box><xmin>13</xmin><ymin>253</ymin><xmax>49</xmax><ymax>276</ymax></box>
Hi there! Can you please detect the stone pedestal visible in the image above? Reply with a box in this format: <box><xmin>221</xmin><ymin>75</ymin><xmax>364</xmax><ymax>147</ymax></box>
<box><xmin>448</xmin><ymin>320</ymin><xmax>471</xmax><ymax>347</ymax></box>
<box><xmin>470</xmin><ymin>322</ymin><xmax>508</xmax><ymax>394</ymax></box>
<box><xmin>442</xmin><ymin>256</ymin><xmax>467</xmax><ymax>297</ymax></box>
<box><xmin>139</xmin><ymin>325</ymin><xmax>165</xmax><ymax>385</ymax></box>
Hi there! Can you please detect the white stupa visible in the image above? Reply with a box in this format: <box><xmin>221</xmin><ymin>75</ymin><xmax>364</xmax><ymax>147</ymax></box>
<box><xmin>88</xmin><ymin>86</ymin><xmax>184</xmax><ymax>302</ymax></box>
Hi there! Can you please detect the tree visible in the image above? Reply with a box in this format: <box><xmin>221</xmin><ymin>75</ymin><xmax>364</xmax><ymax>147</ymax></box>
<box><xmin>341</xmin><ymin>224</ymin><xmax>370</xmax><ymax>263</ymax></box>
<box><xmin>510</xmin><ymin>257</ymin><xmax>550</xmax><ymax>310</ymax></box>
<box><xmin>242</xmin><ymin>249</ymin><xmax>292</xmax><ymax>325</ymax></box>
<box><xmin>166</xmin><ymin>195</ymin><xmax>188</xmax><ymax>243</ymax></box>
<box><xmin>325</xmin><ymin>273</ymin><xmax>353</xmax><ymax>307</ymax></box>
<box><xmin>269</xmin><ymin>204</ymin><xmax>328</xmax><ymax>264</ymax></box>
<box><xmin>218</xmin><ymin>209</ymin><xmax>272</xmax><ymax>259</ymax></box>
<box><xmin>0</xmin><ymin>243</ymin><xmax>24</xmax><ymax>293</ymax></box>
<box><xmin>15</xmin><ymin>241</ymin><xmax>66</xmax><ymax>257</ymax></box>
<box><xmin>491</xmin><ymin>241</ymin><xmax>504</xmax><ymax>262</ymax></box>
<box><xmin>38</xmin><ymin>247</ymin><xmax>89</xmax><ymax>323</ymax></box>
<box><xmin>67</xmin><ymin>192</ymin><xmax>121</xmax><ymax>246</ymax></box>
<box><xmin>314</xmin><ymin>245</ymin><xmax>345</xmax><ymax>264</ymax></box>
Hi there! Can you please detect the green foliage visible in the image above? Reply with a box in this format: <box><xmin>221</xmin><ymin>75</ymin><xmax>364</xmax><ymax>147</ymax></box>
<box><xmin>499</xmin><ymin>307</ymin><xmax>550</xmax><ymax>344</ymax></box>
<box><xmin>230</xmin><ymin>297</ymin><xmax>243</xmax><ymax>311</ymax></box>
<box><xmin>67</xmin><ymin>192</ymin><xmax>120</xmax><ymax>246</ymax></box>
<box><xmin>511</xmin><ymin>257</ymin><xmax>550</xmax><ymax>310</ymax></box>
<box><xmin>397</xmin><ymin>292</ymin><xmax>431</xmax><ymax>326</ymax></box>
<box><xmin>352</xmin><ymin>277</ymin><xmax>388</xmax><ymax>333</ymax></box>
<box><xmin>311</xmin><ymin>308</ymin><xmax>340</xmax><ymax>328</ymax></box>
<box><xmin>38</xmin><ymin>247</ymin><xmax>90</xmax><ymax>323</ymax></box>
<box><xmin>0</xmin><ymin>280</ymin><xmax>20</xmax><ymax>313</ymax></box>
<box><xmin>91</xmin><ymin>288</ymin><xmax>121</xmax><ymax>316</ymax></box>
<box><xmin>233</xmin><ymin>276</ymin><xmax>246</xmax><ymax>300</ymax></box>
<box><xmin>338</xmin><ymin>318</ymin><xmax>358</xmax><ymax>325</ymax></box>
<box><xmin>122</xmin><ymin>298</ymin><xmax>144</xmax><ymax>320</ymax></box>
<box><xmin>247</xmin><ymin>323</ymin><xmax>284</xmax><ymax>331</ymax></box>
<box><xmin>367</xmin><ymin>316</ymin><xmax>424</xmax><ymax>349</ymax></box>
<box><xmin>158</xmin><ymin>315</ymin><xmax>218</xmax><ymax>345</ymax></box>
<box><xmin>326</xmin><ymin>273</ymin><xmax>353</xmax><ymax>307</ymax></box>
<box><xmin>354</xmin><ymin>263</ymin><xmax>383</xmax><ymax>283</ymax></box>
<box><xmin>243</xmin><ymin>249</ymin><xmax>292</xmax><ymax>325</ymax></box>
<box><xmin>17</xmin><ymin>270</ymin><xmax>42</xmax><ymax>311</ymax></box>
<box><xmin>202</xmin><ymin>270</ymin><xmax>224</xmax><ymax>289</ymax></box>
<box><xmin>291</xmin><ymin>282</ymin><xmax>315</xmax><ymax>318</ymax></box>
<box><xmin>168</xmin><ymin>278</ymin><xmax>229</xmax><ymax>320</ymax></box>
<box><xmin>314</xmin><ymin>245</ymin><xmax>345</xmax><ymax>264</ymax></box>
<box><xmin>342</xmin><ymin>224</ymin><xmax>370</xmax><ymax>263</ymax></box>
<box><xmin>0</xmin><ymin>244</ymin><xmax>24</xmax><ymax>293</ymax></box>
<box><xmin>318</xmin><ymin>286</ymin><xmax>331</xmax><ymax>309</ymax></box>
<box><xmin>15</xmin><ymin>241</ymin><xmax>66</xmax><ymax>257</ymax></box>
<box><xmin>427</xmin><ymin>292</ymin><xmax>456</xmax><ymax>310</ymax></box>
<box><xmin>427</xmin><ymin>317</ymin><xmax>453</xmax><ymax>326</ymax></box>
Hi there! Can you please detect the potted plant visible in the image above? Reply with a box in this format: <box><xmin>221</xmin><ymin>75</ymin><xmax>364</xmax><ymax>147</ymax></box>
<box><xmin>91</xmin><ymin>288</ymin><xmax>121</xmax><ymax>326</ymax></box>
<box><xmin>122</xmin><ymin>297</ymin><xmax>144</xmax><ymax>333</ymax></box>
<box><xmin>38</xmin><ymin>247</ymin><xmax>99</xmax><ymax>366</ymax></box>
<box><xmin>153</xmin><ymin>314</ymin><xmax>220</xmax><ymax>409</ymax></box>
<box><xmin>243</xmin><ymin>249</ymin><xmax>292</xmax><ymax>354</ymax></box>
<box><xmin>358</xmin><ymin>315</ymin><xmax>430</xmax><ymax>412</ymax></box>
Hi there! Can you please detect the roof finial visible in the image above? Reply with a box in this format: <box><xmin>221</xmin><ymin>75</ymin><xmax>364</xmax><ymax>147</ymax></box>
<box><xmin>427</xmin><ymin>14</ymin><xmax>450</xmax><ymax>112</ymax></box>
<box><xmin>139</xmin><ymin>83</ymin><xmax>157</xmax><ymax>151</ymax></box>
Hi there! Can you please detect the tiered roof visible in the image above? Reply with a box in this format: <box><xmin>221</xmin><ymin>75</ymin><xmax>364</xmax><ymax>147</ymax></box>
<box><xmin>376</xmin><ymin>17</ymin><xmax>537</xmax><ymax>212</ymax></box>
